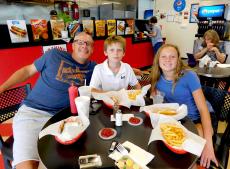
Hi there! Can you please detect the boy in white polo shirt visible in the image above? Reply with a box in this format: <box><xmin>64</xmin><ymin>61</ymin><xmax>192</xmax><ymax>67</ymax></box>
<box><xmin>90</xmin><ymin>35</ymin><xmax>141</xmax><ymax>92</ymax></box>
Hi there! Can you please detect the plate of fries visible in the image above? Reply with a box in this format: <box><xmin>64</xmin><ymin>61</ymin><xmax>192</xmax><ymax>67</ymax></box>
<box><xmin>160</xmin><ymin>123</ymin><xmax>187</xmax><ymax>154</ymax></box>
<box><xmin>140</xmin><ymin>103</ymin><xmax>187</xmax><ymax>120</ymax></box>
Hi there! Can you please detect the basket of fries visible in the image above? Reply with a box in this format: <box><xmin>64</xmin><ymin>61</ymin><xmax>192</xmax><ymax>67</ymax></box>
<box><xmin>148</xmin><ymin>115</ymin><xmax>207</xmax><ymax>156</ymax></box>
<box><xmin>92</xmin><ymin>85</ymin><xmax>151</xmax><ymax>109</ymax></box>
<box><xmin>140</xmin><ymin>103</ymin><xmax>187</xmax><ymax>120</ymax></box>
<box><xmin>160</xmin><ymin>123</ymin><xmax>187</xmax><ymax>154</ymax></box>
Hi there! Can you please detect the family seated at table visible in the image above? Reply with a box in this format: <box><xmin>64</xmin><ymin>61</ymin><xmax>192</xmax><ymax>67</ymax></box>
<box><xmin>0</xmin><ymin>32</ymin><xmax>219</xmax><ymax>169</ymax></box>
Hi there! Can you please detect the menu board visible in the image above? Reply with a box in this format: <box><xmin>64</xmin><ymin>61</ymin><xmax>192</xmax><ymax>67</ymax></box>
<box><xmin>107</xmin><ymin>20</ymin><xmax>116</xmax><ymax>36</ymax></box>
<box><xmin>95</xmin><ymin>20</ymin><xmax>105</xmax><ymax>37</ymax></box>
<box><xmin>30</xmin><ymin>19</ymin><xmax>49</xmax><ymax>41</ymax></box>
<box><xmin>7</xmin><ymin>20</ymin><xmax>29</xmax><ymax>43</ymax></box>
<box><xmin>50</xmin><ymin>19</ymin><xmax>65</xmax><ymax>40</ymax></box>
<box><xmin>68</xmin><ymin>21</ymin><xmax>81</xmax><ymax>38</ymax></box>
<box><xmin>116</xmin><ymin>20</ymin><xmax>125</xmax><ymax>35</ymax></box>
<box><xmin>125</xmin><ymin>19</ymin><xmax>135</xmax><ymax>35</ymax></box>
<box><xmin>82</xmin><ymin>20</ymin><xmax>94</xmax><ymax>36</ymax></box>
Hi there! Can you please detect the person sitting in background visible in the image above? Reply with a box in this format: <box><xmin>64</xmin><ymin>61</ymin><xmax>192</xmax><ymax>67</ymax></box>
<box><xmin>146</xmin><ymin>16</ymin><xmax>163</xmax><ymax>55</ymax></box>
<box><xmin>194</xmin><ymin>30</ymin><xmax>226</xmax><ymax>63</ymax></box>
<box><xmin>0</xmin><ymin>32</ymin><xmax>96</xmax><ymax>169</ymax></box>
<box><xmin>150</xmin><ymin>44</ymin><xmax>218</xmax><ymax>168</ymax></box>
<box><xmin>90</xmin><ymin>35</ymin><xmax>141</xmax><ymax>92</ymax></box>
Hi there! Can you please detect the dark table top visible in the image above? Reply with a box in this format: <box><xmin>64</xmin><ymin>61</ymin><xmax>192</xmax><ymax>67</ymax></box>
<box><xmin>38</xmin><ymin>102</ymin><xmax>198</xmax><ymax>169</ymax></box>
<box><xmin>195</xmin><ymin>66</ymin><xmax>230</xmax><ymax>78</ymax></box>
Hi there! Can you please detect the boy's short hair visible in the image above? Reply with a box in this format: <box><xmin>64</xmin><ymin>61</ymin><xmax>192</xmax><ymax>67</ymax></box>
<box><xmin>149</xmin><ymin>16</ymin><xmax>157</xmax><ymax>24</ymax></box>
<box><xmin>104</xmin><ymin>35</ymin><xmax>126</xmax><ymax>52</ymax></box>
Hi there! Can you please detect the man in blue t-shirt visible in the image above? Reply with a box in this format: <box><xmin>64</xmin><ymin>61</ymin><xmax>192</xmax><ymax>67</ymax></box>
<box><xmin>0</xmin><ymin>32</ymin><xmax>96</xmax><ymax>169</ymax></box>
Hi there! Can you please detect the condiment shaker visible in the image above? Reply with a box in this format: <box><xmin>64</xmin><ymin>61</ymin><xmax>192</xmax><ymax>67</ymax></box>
<box><xmin>115</xmin><ymin>109</ymin><xmax>122</xmax><ymax>126</ymax></box>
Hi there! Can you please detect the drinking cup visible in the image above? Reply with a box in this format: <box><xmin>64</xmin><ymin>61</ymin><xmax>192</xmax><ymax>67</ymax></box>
<box><xmin>78</xmin><ymin>86</ymin><xmax>92</xmax><ymax>98</ymax></box>
<box><xmin>75</xmin><ymin>96</ymin><xmax>90</xmax><ymax>118</ymax></box>
<box><xmin>199</xmin><ymin>61</ymin><xmax>205</xmax><ymax>68</ymax></box>
<box><xmin>152</xmin><ymin>91</ymin><xmax>165</xmax><ymax>104</ymax></box>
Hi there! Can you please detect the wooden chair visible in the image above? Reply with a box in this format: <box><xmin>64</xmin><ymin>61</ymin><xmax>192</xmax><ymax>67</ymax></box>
<box><xmin>0</xmin><ymin>84</ymin><xmax>31</xmax><ymax>169</ymax></box>
<box><xmin>202</xmin><ymin>86</ymin><xmax>230</xmax><ymax>169</ymax></box>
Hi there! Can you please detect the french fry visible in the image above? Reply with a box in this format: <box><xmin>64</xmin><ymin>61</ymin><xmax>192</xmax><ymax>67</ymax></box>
<box><xmin>160</xmin><ymin>123</ymin><xmax>186</xmax><ymax>147</ymax></box>
<box><xmin>127</xmin><ymin>90</ymin><xmax>141</xmax><ymax>100</ymax></box>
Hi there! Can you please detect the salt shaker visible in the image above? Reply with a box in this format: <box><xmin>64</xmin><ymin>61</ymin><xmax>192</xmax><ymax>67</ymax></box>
<box><xmin>115</xmin><ymin>109</ymin><xmax>122</xmax><ymax>126</ymax></box>
<box><xmin>113</xmin><ymin>104</ymin><xmax>119</xmax><ymax>117</ymax></box>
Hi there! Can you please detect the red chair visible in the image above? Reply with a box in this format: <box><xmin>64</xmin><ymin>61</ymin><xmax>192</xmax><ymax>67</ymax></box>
<box><xmin>0</xmin><ymin>84</ymin><xmax>31</xmax><ymax>169</ymax></box>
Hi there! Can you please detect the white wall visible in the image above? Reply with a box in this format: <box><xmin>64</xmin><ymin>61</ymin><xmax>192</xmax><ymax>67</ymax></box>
<box><xmin>138</xmin><ymin>0</ymin><xmax>154</xmax><ymax>19</ymax></box>
<box><xmin>155</xmin><ymin>0</ymin><xmax>230</xmax><ymax>58</ymax></box>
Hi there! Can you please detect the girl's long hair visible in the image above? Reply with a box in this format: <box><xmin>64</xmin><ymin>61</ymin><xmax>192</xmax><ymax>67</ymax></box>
<box><xmin>151</xmin><ymin>44</ymin><xmax>189</xmax><ymax>93</ymax></box>
<box><xmin>202</xmin><ymin>30</ymin><xmax>220</xmax><ymax>47</ymax></box>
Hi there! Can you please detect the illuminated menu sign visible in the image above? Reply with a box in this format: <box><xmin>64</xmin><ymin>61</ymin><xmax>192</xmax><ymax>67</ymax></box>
<box><xmin>198</xmin><ymin>5</ymin><xmax>225</xmax><ymax>18</ymax></box>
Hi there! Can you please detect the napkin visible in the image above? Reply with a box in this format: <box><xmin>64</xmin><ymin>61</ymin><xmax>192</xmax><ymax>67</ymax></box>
<box><xmin>198</xmin><ymin>55</ymin><xmax>211</xmax><ymax>67</ymax></box>
<box><xmin>109</xmin><ymin>141</ymin><xmax>154</xmax><ymax>169</ymax></box>
<box><xmin>92</xmin><ymin>89</ymin><xmax>131</xmax><ymax>108</ymax></box>
<box><xmin>110</xmin><ymin>114</ymin><xmax>134</xmax><ymax>121</ymax></box>
<box><xmin>140</xmin><ymin>103</ymin><xmax>188</xmax><ymax>121</ymax></box>
<box><xmin>217</xmin><ymin>64</ymin><xmax>230</xmax><ymax>68</ymax></box>
<box><xmin>39</xmin><ymin>114</ymin><xmax>90</xmax><ymax>141</ymax></box>
<box><xmin>148</xmin><ymin>114</ymin><xmax>206</xmax><ymax>156</ymax></box>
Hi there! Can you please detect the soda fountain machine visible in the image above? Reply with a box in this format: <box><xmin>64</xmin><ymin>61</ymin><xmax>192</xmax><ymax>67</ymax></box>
<box><xmin>195</xmin><ymin>4</ymin><xmax>228</xmax><ymax>40</ymax></box>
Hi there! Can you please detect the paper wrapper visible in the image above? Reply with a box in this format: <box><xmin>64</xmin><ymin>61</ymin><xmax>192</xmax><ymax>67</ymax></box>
<box><xmin>92</xmin><ymin>84</ymin><xmax>151</xmax><ymax>108</ymax></box>
<box><xmin>148</xmin><ymin>114</ymin><xmax>206</xmax><ymax>156</ymax></box>
<box><xmin>39</xmin><ymin>112</ymin><xmax>90</xmax><ymax>143</ymax></box>
<box><xmin>109</xmin><ymin>141</ymin><xmax>154</xmax><ymax>169</ymax></box>
<box><xmin>140</xmin><ymin>103</ymin><xmax>188</xmax><ymax>120</ymax></box>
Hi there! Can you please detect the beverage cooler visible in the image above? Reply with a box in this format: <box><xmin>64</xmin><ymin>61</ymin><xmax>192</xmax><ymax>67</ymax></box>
<box><xmin>195</xmin><ymin>4</ymin><xmax>230</xmax><ymax>40</ymax></box>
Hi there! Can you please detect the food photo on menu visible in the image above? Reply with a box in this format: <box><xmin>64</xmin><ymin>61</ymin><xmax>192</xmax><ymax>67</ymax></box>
<box><xmin>30</xmin><ymin>19</ymin><xmax>49</xmax><ymax>41</ymax></box>
<box><xmin>68</xmin><ymin>21</ymin><xmax>81</xmax><ymax>38</ymax></box>
<box><xmin>116</xmin><ymin>20</ymin><xmax>125</xmax><ymax>35</ymax></box>
<box><xmin>95</xmin><ymin>20</ymin><xmax>106</xmax><ymax>37</ymax></box>
<box><xmin>82</xmin><ymin>20</ymin><xmax>94</xmax><ymax>36</ymax></box>
<box><xmin>107</xmin><ymin>19</ymin><xmax>116</xmax><ymax>36</ymax></box>
<box><xmin>125</xmin><ymin>19</ymin><xmax>135</xmax><ymax>35</ymax></box>
<box><xmin>50</xmin><ymin>19</ymin><xmax>65</xmax><ymax>40</ymax></box>
<box><xmin>7</xmin><ymin>19</ymin><xmax>29</xmax><ymax>43</ymax></box>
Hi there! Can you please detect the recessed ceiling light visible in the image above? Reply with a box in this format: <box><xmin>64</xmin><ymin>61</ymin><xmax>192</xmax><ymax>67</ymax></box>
<box><xmin>102</xmin><ymin>2</ymin><xmax>121</xmax><ymax>5</ymax></box>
